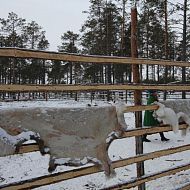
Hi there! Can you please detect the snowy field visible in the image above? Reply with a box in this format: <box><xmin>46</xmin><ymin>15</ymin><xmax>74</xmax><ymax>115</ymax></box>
<box><xmin>0</xmin><ymin>100</ymin><xmax>190</xmax><ymax>190</ymax></box>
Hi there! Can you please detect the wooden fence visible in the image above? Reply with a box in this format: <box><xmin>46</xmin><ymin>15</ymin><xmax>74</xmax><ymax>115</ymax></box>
<box><xmin>0</xmin><ymin>47</ymin><xmax>190</xmax><ymax>190</ymax></box>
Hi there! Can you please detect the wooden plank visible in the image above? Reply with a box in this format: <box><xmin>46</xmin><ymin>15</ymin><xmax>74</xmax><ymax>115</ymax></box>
<box><xmin>0</xmin><ymin>165</ymin><xmax>101</xmax><ymax>190</ymax></box>
<box><xmin>1</xmin><ymin>84</ymin><xmax>190</xmax><ymax>93</ymax></box>
<box><xmin>1</xmin><ymin>143</ymin><xmax>190</xmax><ymax>190</ymax></box>
<box><xmin>101</xmin><ymin>163</ymin><xmax>190</xmax><ymax>190</ymax></box>
<box><xmin>0</xmin><ymin>48</ymin><xmax>190</xmax><ymax>67</ymax></box>
<box><xmin>176</xmin><ymin>183</ymin><xmax>190</xmax><ymax>190</ymax></box>
<box><xmin>124</xmin><ymin>104</ymin><xmax>158</xmax><ymax>112</ymax></box>
<box><xmin>112</xmin><ymin>144</ymin><xmax>190</xmax><ymax>169</ymax></box>
<box><xmin>0</xmin><ymin>48</ymin><xmax>15</xmax><ymax>57</ymax></box>
<box><xmin>18</xmin><ymin>144</ymin><xmax>39</xmax><ymax>154</ymax></box>
<box><xmin>123</xmin><ymin>124</ymin><xmax>188</xmax><ymax>138</ymax></box>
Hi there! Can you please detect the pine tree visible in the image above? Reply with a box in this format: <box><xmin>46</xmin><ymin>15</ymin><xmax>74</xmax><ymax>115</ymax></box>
<box><xmin>56</xmin><ymin>31</ymin><xmax>80</xmax><ymax>99</ymax></box>
<box><xmin>81</xmin><ymin>0</ymin><xmax>122</xmax><ymax>83</ymax></box>
<box><xmin>23</xmin><ymin>21</ymin><xmax>49</xmax><ymax>87</ymax></box>
<box><xmin>0</xmin><ymin>12</ymin><xmax>25</xmax><ymax>47</ymax></box>
<box><xmin>58</xmin><ymin>31</ymin><xmax>79</xmax><ymax>85</ymax></box>
<box><xmin>0</xmin><ymin>12</ymin><xmax>26</xmax><ymax>84</ymax></box>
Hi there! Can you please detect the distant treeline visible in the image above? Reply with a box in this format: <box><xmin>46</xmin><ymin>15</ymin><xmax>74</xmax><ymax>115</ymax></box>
<box><xmin>0</xmin><ymin>0</ymin><xmax>189</xmax><ymax>95</ymax></box>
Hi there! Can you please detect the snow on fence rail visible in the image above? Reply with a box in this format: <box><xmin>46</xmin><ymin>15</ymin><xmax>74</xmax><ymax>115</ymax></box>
<box><xmin>0</xmin><ymin>48</ymin><xmax>190</xmax><ymax>189</ymax></box>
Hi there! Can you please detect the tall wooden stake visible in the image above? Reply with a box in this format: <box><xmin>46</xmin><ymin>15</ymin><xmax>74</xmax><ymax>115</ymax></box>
<box><xmin>182</xmin><ymin>0</ymin><xmax>187</xmax><ymax>99</ymax></box>
<box><xmin>131</xmin><ymin>7</ymin><xmax>145</xmax><ymax>190</ymax></box>
<box><xmin>164</xmin><ymin>0</ymin><xmax>168</xmax><ymax>100</ymax></box>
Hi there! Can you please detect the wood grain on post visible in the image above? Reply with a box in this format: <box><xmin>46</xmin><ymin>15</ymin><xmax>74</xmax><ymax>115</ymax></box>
<box><xmin>131</xmin><ymin>7</ymin><xmax>145</xmax><ymax>190</ymax></box>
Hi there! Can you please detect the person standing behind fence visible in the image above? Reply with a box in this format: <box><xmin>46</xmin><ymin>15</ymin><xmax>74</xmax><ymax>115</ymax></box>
<box><xmin>143</xmin><ymin>90</ymin><xmax>169</xmax><ymax>142</ymax></box>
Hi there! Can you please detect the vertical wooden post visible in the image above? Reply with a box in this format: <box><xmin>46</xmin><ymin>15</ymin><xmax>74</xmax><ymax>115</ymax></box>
<box><xmin>45</xmin><ymin>92</ymin><xmax>48</xmax><ymax>101</ymax></box>
<box><xmin>182</xmin><ymin>0</ymin><xmax>187</xmax><ymax>99</ymax></box>
<box><xmin>164</xmin><ymin>0</ymin><xmax>168</xmax><ymax>100</ymax></box>
<box><xmin>131</xmin><ymin>7</ymin><xmax>145</xmax><ymax>190</ymax></box>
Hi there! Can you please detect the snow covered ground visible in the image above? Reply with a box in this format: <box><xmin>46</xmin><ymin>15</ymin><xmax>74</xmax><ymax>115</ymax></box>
<box><xmin>0</xmin><ymin>100</ymin><xmax>190</xmax><ymax>190</ymax></box>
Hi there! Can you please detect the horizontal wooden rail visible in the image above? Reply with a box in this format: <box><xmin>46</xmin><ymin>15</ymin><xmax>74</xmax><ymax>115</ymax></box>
<box><xmin>102</xmin><ymin>163</ymin><xmax>190</xmax><ymax>190</ymax></box>
<box><xmin>112</xmin><ymin>144</ymin><xmax>190</xmax><ymax>169</ymax></box>
<box><xmin>124</xmin><ymin>104</ymin><xmax>158</xmax><ymax>112</ymax></box>
<box><xmin>123</xmin><ymin>124</ymin><xmax>188</xmax><ymax>138</ymax></box>
<box><xmin>177</xmin><ymin>183</ymin><xmax>190</xmax><ymax>190</ymax></box>
<box><xmin>1</xmin><ymin>84</ymin><xmax>190</xmax><ymax>93</ymax></box>
<box><xmin>18</xmin><ymin>143</ymin><xmax>39</xmax><ymax>154</ymax></box>
<box><xmin>0</xmin><ymin>47</ymin><xmax>190</xmax><ymax>67</ymax></box>
<box><xmin>1</xmin><ymin>143</ymin><xmax>190</xmax><ymax>190</ymax></box>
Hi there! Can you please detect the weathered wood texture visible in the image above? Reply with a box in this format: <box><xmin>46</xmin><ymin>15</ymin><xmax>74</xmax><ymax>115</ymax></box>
<box><xmin>0</xmin><ymin>47</ymin><xmax>190</xmax><ymax>67</ymax></box>
<box><xmin>124</xmin><ymin>104</ymin><xmax>158</xmax><ymax>112</ymax></box>
<box><xmin>1</xmin><ymin>84</ymin><xmax>190</xmax><ymax>92</ymax></box>
<box><xmin>18</xmin><ymin>144</ymin><xmax>39</xmax><ymax>154</ymax></box>
<box><xmin>123</xmin><ymin>124</ymin><xmax>187</xmax><ymax>138</ymax></box>
<box><xmin>101</xmin><ymin>163</ymin><xmax>190</xmax><ymax>190</ymax></box>
<box><xmin>2</xmin><ymin>143</ymin><xmax>190</xmax><ymax>190</ymax></box>
<box><xmin>131</xmin><ymin>7</ymin><xmax>145</xmax><ymax>190</ymax></box>
<box><xmin>177</xmin><ymin>183</ymin><xmax>190</xmax><ymax>190</ymax></box>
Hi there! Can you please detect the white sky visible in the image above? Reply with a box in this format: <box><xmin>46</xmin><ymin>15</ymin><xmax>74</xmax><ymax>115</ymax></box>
<box><xmin>0</xmin><ymin>0</ymin><xmax>90</xmax><ymax>51</ymax></box>
<box><xmin>1</xmin><ymin>0</ymin><xmax>182</xmax><ymax>51</ymax></box>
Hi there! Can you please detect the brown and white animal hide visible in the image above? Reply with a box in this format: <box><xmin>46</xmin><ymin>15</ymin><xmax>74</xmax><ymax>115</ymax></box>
<box><xmin>0</xmin><ymin>103</ymin><xmax>127</xmax><ymax>176</ymax></box>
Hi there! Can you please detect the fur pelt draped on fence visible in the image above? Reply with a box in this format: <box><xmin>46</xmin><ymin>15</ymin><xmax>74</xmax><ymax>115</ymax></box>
<box><xmin>0</xmin><ymin>102</ymin><xmax>127</xmax><ymax>176</ymax></box>
<box><xmin>154</xmin><ymin>100</ymin><xmax>190</xmax><ymax>134</ymax></box>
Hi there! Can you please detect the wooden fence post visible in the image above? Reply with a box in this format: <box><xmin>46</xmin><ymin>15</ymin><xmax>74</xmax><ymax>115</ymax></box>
<box><xmin>131</xmin><ymin>6</ymin><xmax>145</xmax><ymax>190</ymax></box>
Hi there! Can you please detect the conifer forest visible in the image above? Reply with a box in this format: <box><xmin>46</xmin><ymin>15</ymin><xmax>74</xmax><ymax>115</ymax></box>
<box><xmin>0</xmin><ymin>0</ymin><xmax>189</xmax><ymax>100</ymax></box>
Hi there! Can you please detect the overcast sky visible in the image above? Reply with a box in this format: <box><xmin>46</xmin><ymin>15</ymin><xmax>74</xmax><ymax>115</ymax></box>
<box><xmin>1</xmin><ymin>0</ymin><xmax>90</xmax><ymax>51</ymax></box>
